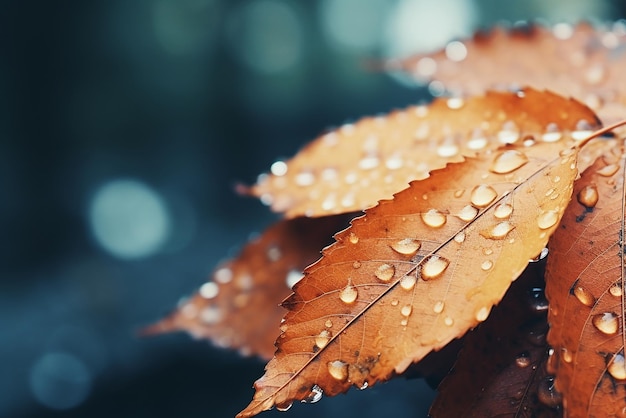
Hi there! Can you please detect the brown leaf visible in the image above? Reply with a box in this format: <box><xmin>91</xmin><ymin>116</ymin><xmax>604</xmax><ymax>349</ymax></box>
<box><xmin>430</xmin><ymin>262</ymin><xmax>560</xmax><ymax>418</ymax></box>
<box><xmin>238</xmin><ymin>120</ymin><xmax>584</xmax><ymax>416</ymax></box>
<box><xmin>545</xmin><ymin>144</ymin><xmax>626</xmax><ymax>417</ymax></box>
<box><xmin>143</xmin><ymin>214</ymin><xmax>353</xmax><ymax>360</ymax></box>
<box><xmin>251</xmin><ymin>89</ymin><xmax>601</xmax><ymax>218</ymax></box>
<box><xmin>396</xmin><ymin>22</ymin><xmax>626</xmax><ymax>127</ymax></box>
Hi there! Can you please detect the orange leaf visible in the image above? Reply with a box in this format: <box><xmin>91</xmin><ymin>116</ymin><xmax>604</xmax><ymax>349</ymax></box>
<box><xmin>251</xmin><ymin>89</ymin><xmax>601</xmax><ymax>218</ymax></box>
<box><xmin>238</xmin><ymin>117</ymin><xmax>585</xmax><ymax>416</ymax></box>
<box><xmin>545</xmin><ymin>144</ymin><xmax>626</xmax><ymax>417</ymax></box>
<box><xmin>430</xmin><ymin>262</ymin><xmax>560</xmax><ymax>417</ymax></box>
<box><xmin>143</xmin><ymin>215</ymin><xmax>353</xmax><ymax>360</ymax></box>
<box><xmin>395</xmin><ymin>22</ymin><xmax>626</xmax><ymax>127</ymax></box>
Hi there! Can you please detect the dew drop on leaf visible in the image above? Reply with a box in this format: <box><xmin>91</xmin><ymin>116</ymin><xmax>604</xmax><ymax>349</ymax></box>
<box><xmin>433</xmin><ymin>301</ymin><xmax>445</xmax><ymax>313</ymax></box>
<box><xmin>596</xmin><ymin>163</ymin><xmax>620</xmax><ymax>177</ymax></box>
<box><xmin>421</xmin><ymin>256</ymin><xmax>450</xmax><ymax>280</ymax></box>
<box><xmin>327</xmin><ymin>360</ymin><xmax>349</xmax><ymax>381</ymax></box>
<box><xmin>515</xmin><ymin>352</ymin><xmax>531</xmax><ymax>368</ymax></box>
<box><xmin>339</xmin><ymin>281</ymin><xmax>358</xmax><ymax>304</ymax></box>
<box><xmin>390</xmin><ymin>238</ymin><xmax>421</xmax><ymax>255</ymax></box>
<box><xmin>470</xmin><ymin>184</ymin><xmax>498</xmax><ymax>207</ymax></box>
<box><xmin>457</xmin><ymin>205</ymin><xmax>479</xmax><ymax>222</ymax></box>
<box><xmin>374</xmin><ymin>263</ymin><xmax>395</xmax><ymax>282</ymax></box>
<box><xmin>493</xmin><ymin>203</ymin><xmax>513</xmax><ymax>219</ymax></box>
<box><xmin>576</xmin><ymin>184</ymin><xmax>599</xmax><ymax>208</ymax></box>
<box><xmin>592</xmin><ymin>312</ymin><xmax>619</xmax><ymax>335</ymax></box>
<box><xmin>276</xmin><ymin>402</ymin><xmax>293</xmax><ymax>412</ymax></box>
<box><xmin>541</xmin><ymin>123</ymin><xmax>563</xmax><ymax>142</ymax></box>
<box><xmin>421</xmin><ymin>209</ymin><xmax>447</xmax><ymax>228</ymax></box>
<box><xmin>610</xmin><ymin>283</ymin><xmax>623</xmax><ymax>297</ymax></box>
<box><xmin>302</xmin><ymin>385</ymin><xmax>323</xmax><ymax>404</ymax></box>
<box><xmin>572</xmin><ymin>285</ymin><xmax>596</xmax><ymax>307</ymax></box>
<box><xmin>481</xmin><ymin>221</ymin><xmax>515</xmax><ymax>240</ymax></box>
<box><xmin>475</xmin><ymin>306</ymin><xmax>490</xmax><ymax>322</ymax></box>
<box><xmin>490</xmin><ymin>150</ymin><xmax>529</xmax><ymax>174</ymax></box>
<box><xmin>315</xmin><ymin>330</ymin><xmax>332</xmax><ymax>349</ymax></box>
<box><xmin>537</xmin><ymin>210</ymin><xmax>559</xmax><ymax>229</ymax></box>
<box><xmin>608</xmin><ymin>353</ymin><xmax>626</xmax><ymax>380</ymax></box>
<box><xmin>399</xmin><ymin>275</ymin><xmax>417</xmax><ymax>291</ymax></box>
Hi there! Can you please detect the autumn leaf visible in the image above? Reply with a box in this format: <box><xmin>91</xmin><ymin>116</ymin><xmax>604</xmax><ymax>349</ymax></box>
<box><xmin>238</xmin><ymin>113</ymin><xmax>587</xmax><ymax>416</ymax></box>
<box><xmin>545</xmin><ymin>144</ymin><xmax>626</xmax><ymax>417</ymax></box>
<box><xmin>430</xmin><ymin>261</ymin><xmax>560</xmax><ymax>417</ymax></box>
<box><xmin>143</xmin><ymin>214</ymin><xmax>353</xmax><ymax>360</ymax></box>
<box><xmin>250</xmin><ymin>89</ymin><xmax>602</xmax><ymax>219</ymax></box>
<box><xmin>395</xmin><ymin>22</ymin><xmax>626</xmax><ymax>128</ymax></box>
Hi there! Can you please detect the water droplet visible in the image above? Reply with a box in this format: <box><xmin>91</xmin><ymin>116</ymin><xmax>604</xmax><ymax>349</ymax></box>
<box><xmin>592</xmin><ymin>312</ymin><xmax>619</xmax><ymax>335</ymax></box>
<box><xmin>199</xmin><ymin>282</ymin><xmax>219</xmax><ymax>299</ymax></box>
<box><xmin>467</xmin><ymin>134</ymin><xmax>488</xmax><ymax>150</ymax></box>
<box><xmin>573</xmin><ymin>285</ymin><xmax>595</xmax><ymax>307</ymax></box>
<box><xmin>610</xmin><ymin>283</ymin><xmax>623</xmax><ymax>297</ymax></box>
<box><xmin>270</xmin><ymin>161</ymin><xmax>288</xmax><ymax>176</ymax></box>
<box><xmin>315</xmin><ymin>330</ymin><xmax>332</xmax><ymax>349</ymax></box>
<box><xmin>453</xmin><ymin>231</ymin><xmax>466</xmax><ymax>243</ymax></box>
<box><xmin>433</xmin><ymin>301</ymin><xmax>445</xmax><ymax>313</ymax></box>
<box><xmin>577</xmin><ymin>185</ymin><xmax>599</xmax><ymax>208</ymax></box>
<box><xmin>286</xmin><ymin>270</ymin><xmax>304</xmax><ymax>288</ymax></box>
<box><xmin>385</xmin><ymin>154</ymin><xmax>403</xmax><ymax>170</ymax></box>
<box><xmin>446</xmin><ymin>97</ymin><xmax>464</xmax><ymax>110</ymax></box>
<box><xmin>359</xmin><ymin>155</ymin><xmax>380</xmax><ymax>170</ymax></box>
<box><xmin>303</xmin><ymin>385</ymin><xmax>323</xmax><ymax>403</ymax></box>
<box><xmin>327</xmin><ymin>360</ymin><xmax>349</xmax><ymax>381</ymax></box>
<box><xmin>490</xmin><ymin>150</ymin><xmax>529</xmax><ymax>174</ymax></box>
<box><xmin>515</xmin><ymin>352</ymin><xmax>531</xmax><ymax>368</ymax></box>
<box><xmin>481</xmin><ymin>221</ymin><xmax>515</xmax><ymax>239</ymax></box>
<box><xmin>444</xmin><ymin>316</ymin><xmax>454</xmax><ymax>326</ymax></box>
<box><xmin>537</xmin><ymin>376</ymin><xmax>562</xmax><ymax>409</ymax></box>
<box><xmin>200</xmin><ymin>306</ymin><xmax>222</xmax><ymax>324</ymax></box>
<box><xmin>374</xmin><ymin>263</ymin><xmax>395</xmax><ymax>282</ymax></box>
<box><xmin>497</xmin><ymin>121</ymin><xmax>520</xmax><ymax>144</ymax></box>
<box><xmin>400</xmin><ymin>318</ymin><xmax>408</xmax><ymax>326</ymax></box>
<box><xmin>400</xmin><ymin>275</ymin><xmax>417</xmax><ymax>291</ymax></box>
<box><xmin>561</xmin><ymin>348</ymin><xmax>573</xmax><ymax>364</ymax></box>
<box><xmin>391</xmin><ymin>299</ymin><xmax>399</xmax><ymax>306</ymax></box>
<box><xmin>528</xmin><ymin>287</ymin><xmax>548</xmax><ymax>313</ymax></box>
<box><xmin>541</xmin><ymin>123</ymin><xmax>563</xmax><ymax>142</ymax></box>
<box><xmin>585</xmin><ymin>63</ymin><xmax>606</xmax><ymax>85</ymax></box>
<box><xmin>276</xmin><ymin>402</ymin><xmax>293</xmax><ymax>412</ymax></box>
<box><xmin>421</xmin><ymin>209</ymin><xmax>447</xmax><ymax>228</ymax></box>
<box><xmin>609</xmin><ymin>353</ymin><xmax>626</xmax><ymax>380</ymax></box>
<box><xmin>340</xmin><ymin>281</ymin><xmax>358</xmax><ymax>304</ymax></box>
<box><xmin>493</xmin><ymin>203</ymin><xmax>513</xmax><ymax>219</ymax></box>
<box><xmin>359</xmin><ymin>381</ymin><xmax>369</xmax><ymax>390</ymax></box>
<box><xmin>529</xmin><ymin>247</ymin><xmax>549</xmax><ymax>262</ymax></box>
<box><xmin>214</xmin><ymin>267</ymin><xmax>233</xmax><ymax>284</ymax></box>
<box><xmin>445</xmin><ymin>40</ymin><xmax>467</xmax><ymax>62</ymax></box>
<box><xmin>471</xmin><ymin>184</ymin><xmax>498</xmax><ymax>207</ymax></box>
<box><xmin>537</xmin><ymin>211</ymin><xmax>559</xmax><ymax>229</ymax></box>
<box><xmin>597</xmin><ymin>163</ymin><xmax>620</xmax><ymax>177</ymax></box>
<box><xmin>546</xmin><ymin>348</ymin><xmax>558</xmax><ymax>374</ymax></box>
<box><xmin>295</xmin><ymin>170</ymin><xmax>315</xmax><ymax>186</ymax></box>
<box><xmin>401</xmin><ymin>304</ymin><xmax>413</xmax><ymax>317</ymax></box>
<box><xmin>325</xmin><ymin>319</ymin><xmax>333</xmax><ymax>328</ymax></box>
<box><xmin>390</xmin><ymin>238</ymin><xmax>421</xmax><ymax>256</ymax></box>
<box><xmin>352</xmin><ymin>261</ymin><xmax>361</xmax><ymax>269</ymax></box>
<box><xmin>348</xmin><ymin>232</ymin><xmax>359</xmax><ymax>244</ymax></box>
<box><xmin>415</xmin><ymin>57</ymin><xmax>437</xmax><ymax>77</ymax></box>
<box><xmin>458</xmin><ymin>204</ymin><xmax>479</xmax><ymax>222</ymax></box>
<box><xmin>571</xmin><ymin>119</ymin><xmax>594</xmax><ymax>141</ymax></box>
<box><xmin>421</xmin><ymin>256</ymin><xmax>450</xmax><ymax>280</ymax></box>
<box><xmin>475</xmin><ymin>306</ymin><xmax>490</xmax><ymax>322</ymax></box>
<box><xmin>481</xmin><ymin>260</ymin><xmax>493</xmax><ymax>271</ymax></box>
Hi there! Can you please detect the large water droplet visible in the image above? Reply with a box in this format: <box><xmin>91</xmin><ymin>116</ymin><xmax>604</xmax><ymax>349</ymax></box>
<box><xmin>490</xmin><ymin>150</ymin><xmax>529</xmax><ymax>174</ymax></box>
<box><xmin>340</xmin><ymin>281</ymin><xmax>358</xmax><ymax>304</ymax></box>
<box><xmin>421</xmin><ymin>256</ymin><xmax>449</xmax><ymax>280</ymax></box>
<box><xmin>471</xmin><ymin>184</ymin><xmax>498</xmax><ymax>207</ymax></box>
<box><xmin>597</xmin><ymin>163</ymin><xmax>620</xmax><ymax>177</ymax></box>
<box><xmin>497</xmin><ymin>121</ymin><xmax>520</xmax><ymax>144</ymax></box>
<box><xmin>303</xmin><ymin>385</ymin><xmax>323</xmax><ymax>403</ymax></box>
<box><xmin>315</xmin><ymin>329</ymin><xmax>332</xmax><ymax>349</ymax></box>
<box><xmin>481</xmin><ymin>221</ymin><xmax>515</xmax><ymax>239</ymax></box>
<box><xmin>571</xmin><ymin>119</ymin><xmax>594</xmax><ymax>141</ymax></box>
<box><xmin>481</xmin><ymin>260</ymin><xmax>493</xmax><ymax>271</ymax></box>
<box><xmin>573</xmin><ymin>285</ymin><xmax>595</xmax><ymax>307</ymax></box>
<box><xmin>400</xmin><ymin>275</ymin><xmax>416</xmax><ymax>291</ymax></box>
<box><xmin>541</xmin><ymin>123</ymin><xmax>563</xmax><ymax>142</ymax></box>
<box><xmin>609</xmin><ymin>353</ymin><xmax>626</xmax><ymax>380</ymax></box>
<box><xmin>390</xmin><ymin>238</ymin><xmax>421</xmax><ymax>256</ymax></box>
<box><xmin>610</xmin><ymin>283</ymin><xmax>623</xmax><ymax>297</ymax></box>
<box><xmin>276</xmin><ymin>402</ymin><xmax>293</xmax><ymax>412</ymax></box>
<box><xmin>577</xmin><ymin>185</ymin><xmax>599</xmax><ymax>208</ymax></box>
<box><xmin>453</xmin><ymin>231</ymin><xmax>466</xmax><ymax>243</ymax></box>
<box><xmin>458</xmin><ymin>204</ymin><xmax>479</xmax><ymax>222</ymax></box>
<box><xmin>475</xmin><ymin>306</ymin><xmax>490</xmax><ymax>322</ymax></box>
<box><xmin>421</xmin><ymin>209</ymin><xmax>447</xmax><ymax>228</ymax></box>
<box><xmin>537</xmin><ymin>211</ymin><xmax>559</xmax><ymax>229</ymax></box>
<box><xmin>537</xmin><ymin>376</ymin><xmax>562</xmax><ymax>409</ymax></box>
<box><xmin>375</xmin><ymin>263</ymin><xmax>395</xmax><ymax>282</ymax></box>
<box><xmin>401</xmin><ymin>304</ymin><xmax>413</xmax><ymax>317</ymax></box>
<box><xmin>592</xmin><ymin>312</ymin><xmax>619</xmax><ymax>335</ymax></box>
<box><xmin>493</xmin><ymin>203</ymin><xmax>513</xmax><ymax>219</ymax></box>
<box><xmin>433</xmin><ymin>301</ymin><xmax>445</xmax><ymax>313</ymax></box>
<box><xmin>327</xmin><ymin>360</ymin><xmax>349</xmax><ymax>381</ymax></box>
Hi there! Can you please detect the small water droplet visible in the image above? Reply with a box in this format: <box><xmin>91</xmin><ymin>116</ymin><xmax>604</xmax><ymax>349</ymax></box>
<box><xmin>200</xmin><ymin>306</ymin><xmax>223</xmax><ymax>324</ymax></box>
<box><xmin>537</xmin><ymin>211</ymin><xmax>559</xmax><ymax>229</ymax></box>
<box><xmin>375</xmin><ymin>263</ymin><xmax>395</xmax><ymax>282</ymax></box>
<box><xmin>340</xmin><ymin>281</ymin><xmax>358</xmax><ymax>304</ymax></box>
<box><xmin>391</xmin><ymin>299</ymin><xmax>399</xmax><ymax>306</ymax></box>
<box><xmin>592</xmin><ymin>312</ymin><xmax>619</xmax><ymax>335</ymax></box>
<box><xmin>352</xmin><ymin>261</ymin><xmax>362</xmax><ymax>269</ymax></box>
<box><xmin>276</xmin><ymin>402</ymin><xmax>293</xmax><ymax>412</ymax></box>
<box><xmin>585</xmin><ymin>63</ymin><xmax>606</xmax><ymax>85</ymax></box>
<box><xmin>515</xmin><ymin>352</ymin><xmax>531</xmax><ymax>368</ymax></box>
<box><xmin>493</xmin><ymin>203</ymin><xmax>513</xmax><ymax>219</ymax></box>
<box><xmin>446</xmin><ymin>97</ymin><xmax>464</xmax><ymax>110</ymax></box>
<box><xmin>546</xmin><ymin>348</ymin><xmax>558</xmax><ymax>374</ymax></box>
<box><xmin>348</xmin><ymin>232</ymin><xmax>359</xmax><ymax>244</ymax></box>
<box><xmin>400</xmin><ymin>275</ymin><xmax>417</xmax><ymax>291</ymax></box>
<box><xmin>528</xmin><ymin>287</ymin><xmax>548</xmax><ymax>313</ymax></box>
<box><xmin>481</xmin><ymin>260</ymin><xmax>493</xmax><ymax>271</ymax></box>
<box><xmin>295</xmin><ymin>170</ymin><xmax>315</xmax><ymax>186</ymax></box>
<box><xmin>302</xmin><ymin>385</ymin><xmax>323</xmax><ymax>403</ymax></box>
<box><xmin>573</xmin><ymin>285</ymin><xmax>595</xmax><ymax>307</ymax></box>
<box><xmin>199</xmin><ymin>282</ymin><xmax>219</xmax><ymax>299</ymax></box>
<box><xmin>497</xmin><ymin>121</ymin><xmax>520</xmax><ymax>144</ymax></box>
<box><xmin>490</xmin><ymin>150</ymin><xmax>529</xmax><ymax>174</ymax></box>
<box><xmin>609</xmin><ymin>353</ymin><xmax>626</xmax><ymax>380</ymax></box>
<box><xmin>541</xmin><ymin>123</ymin><xmax>563</xmax><ymax>142</ymax></box>
<box><xmin>571</xmin><ymin>119</ymin><xmax>594</xmax><ymax>141</ymax></box>
<box><xmin>471</xmin><ymin>184</ymin><xmax>498</xmax><ymax>207</ymax></box>
<box><xmin>385</xmin><ymin>154</ymin><xmax>404</xmax><ymax>170</ymax></box>
<box><xmin>400</xmin><ymin>318</ymin><xmax>408</xmax><ymax>326</ymax></box>
<box><xmin>454</xmin><ymin>189</ymin><xmax>465</xmax><ymax>198</ymax></box>
<box><xmin>315</xmin><ymin>329</ymin><xmax>332</xmax><ymax>349</ymax></box>
<box><xmin>325</xmin><ymin>319</ymin><xmax>333</xmax><ymax>328</ymax></box>
<box><xmin>214</xmin><ymin>267</ymin><xmax>233</xmax><ymax>284</ymax></box>
<box><xmin>445</xmin><ymin>40</ymin><xmax>467</xmax><ymax>62</ymax></box>
<box><xmin>390</xmin><ymin>238</ymin><xmax>421</xmax><ymax>256</ymax></box>
<box><xmin>421</xmin><ymin>256</ymin><xmax>450</xmax><ymax>280</ymax></box>
<box><xmin>610</xmin><ymin>283</ymin><xmax>623</xmax><ymax>297</ymax></box>
<box><xmin>359</xmin><ymin>381</ymin><xmax>369</xmax><ymax>390</ymax></box>
<box><xmin>433</xmin><ymin>301</ymin><xmax>445</xmax><ymax>313</ymax></box>
<box><xmin>481</xmin><ymin>221</ymin><xmax>515</xmax><ymax>239</ymax></box>
<box><xmin>577</xmin><ymin>185</ymin><xmax>599</xmax><ymax>208</ymax></box>
<box><xmin>458</xmin><ymin>204</ymin><xmax>479</xmax><ymax>221</ymax></box>
<box><xmin>444</xmin><ymin>316</ymin><xmax>454</xmax><ymax>326</ymax></box>
<box><xmin>561</xmin><ymin>348</ymin><xmax>573</xmax><ymax>364</ymax></box>
<box><xmin>475</xmin><ymin>306</ymin><xmax>490</xmax><ymax>322</ymax></box>
<box><xmin>327</xmin><ymin>360</ymin><xmax>349</xmax><ymax>381</ymax></box>
<box><xmin>453</xmin><ymin>231</ymin><xmax>466</xmax><ymax>243</ymax></box>
<box><xmin>359</xmin><ymin>155</ymin><xmax>380</xmax><ymax>170</ymax></box>
<box><xmin>537</xmin><ymin>376</ymin><xmax>562</xmax><ymax>409</ymax></box>
<box><xmin>597</xmin><ymin>163</ymin><xmax>620</xmax><ymax>177</ymax></box>
<box><xmin>421</xmin><ymin>209</ymin><xmax>447</xmax><ymax>228</ymax></box>
<box><xmin>401</xmin><ymin>304</ymin><xmax>413</xmax><ymax>317</ymax></box>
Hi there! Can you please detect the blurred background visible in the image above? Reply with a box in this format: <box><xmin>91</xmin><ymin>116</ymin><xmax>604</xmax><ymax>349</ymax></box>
<box><xmin>2</xmin><ymin>1</ymin><xmax>626</xmax><ymax>417</ymax></box>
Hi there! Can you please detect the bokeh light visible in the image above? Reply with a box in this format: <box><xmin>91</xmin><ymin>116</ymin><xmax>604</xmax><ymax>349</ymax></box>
<box><xmin>30</xmin><ymin>352</ymin><xmax>92</xmax><ymax>410</ymax></box>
